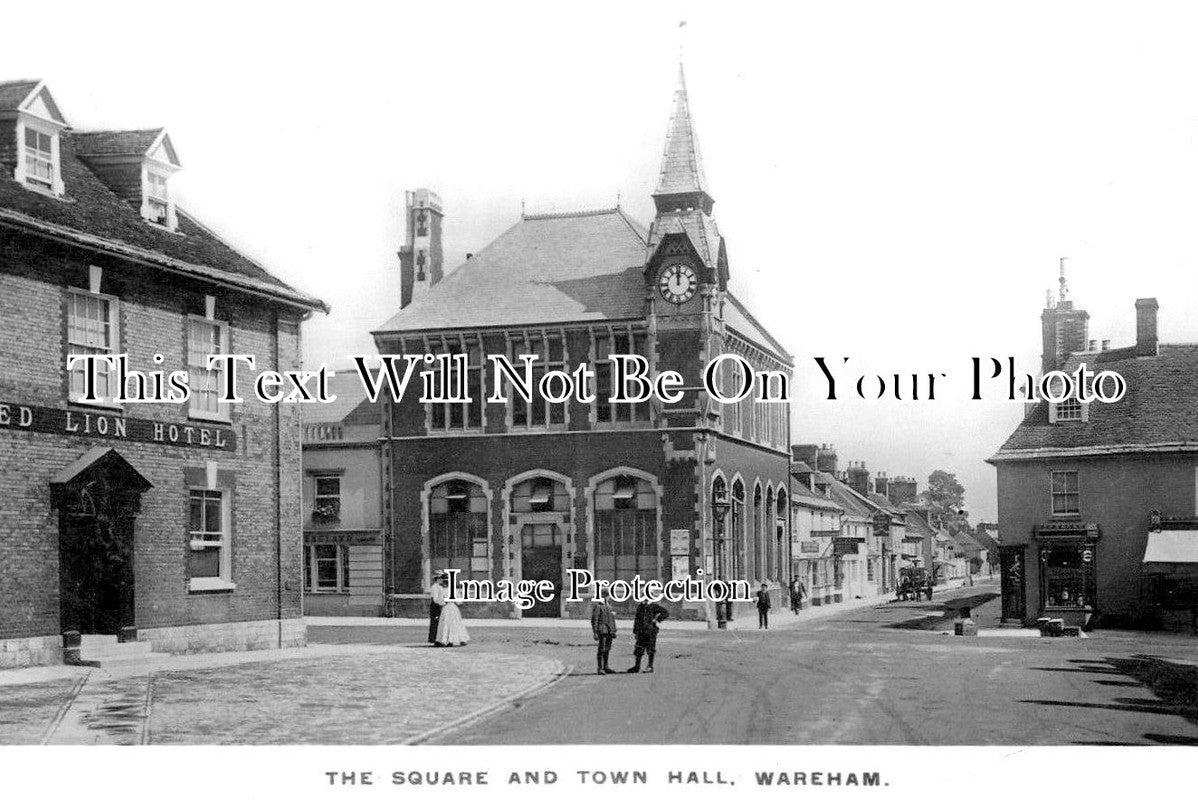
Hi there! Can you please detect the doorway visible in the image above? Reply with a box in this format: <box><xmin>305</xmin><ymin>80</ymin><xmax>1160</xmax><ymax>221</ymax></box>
<box><xmin>520</xmin><ymin>522</ymin><xmax>563</xmax><ymax>617</ymax></box>
<box><xmin>999</xmin><ymin>545</ymin><xmax>1026</xmax><ymax>622</ymax></box>
<box><xmin>51</xmin><ymin>447</ymin><xmax>151</xmax><ymax>638</ymax></box>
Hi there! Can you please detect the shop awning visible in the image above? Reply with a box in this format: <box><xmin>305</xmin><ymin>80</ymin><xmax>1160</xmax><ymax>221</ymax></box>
<box><xmin>1143</xmin><ymin>530</ymin><xmax>1198</xmax><ymax>573</ymax></box>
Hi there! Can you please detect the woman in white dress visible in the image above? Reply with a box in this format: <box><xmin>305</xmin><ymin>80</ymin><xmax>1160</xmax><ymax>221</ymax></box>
<box><xmin>435</xmin><ymin>597</ymin><xmax>470</xmax><ymax>647</ymax></box>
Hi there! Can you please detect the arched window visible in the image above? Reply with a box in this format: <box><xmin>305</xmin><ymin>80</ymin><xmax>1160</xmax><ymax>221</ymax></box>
<box><xmin>510</xmin><ymin>475</ymin><xmax>570</xmax><ymax>513</ymax></box>
<box><xmin>429</xmin><ymin>478</ymin><xmax>489</xmax><ymax>581</ymax></box>
<box><xmin>731</xmin><ymin>480</ymin><xmax>746</xmax><ymax>581</ymax></box>
<box><xmin>753</xmin><ymin>485</ymin><xmax>764</xmax><ymax>580</ymax></box>
<box><xmin>775</xmin><ymin>488</ymin><xmax>788</xmax><ymax>582</ymax></box>
<box><xmin>593</xmin><ymin>474</ymin><xmax>658</xmax><ymax>582</ymax></box>
<box><xmin>765</xmin><ymin>486</ymin><xmax>775</xmax><ymax>580</ymax></box>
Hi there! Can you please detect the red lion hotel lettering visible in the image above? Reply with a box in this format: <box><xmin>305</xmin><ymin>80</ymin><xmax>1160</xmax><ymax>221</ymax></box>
<box><xmin>0</xmin><ymin>79</ymin><xmax>326</xmax><ymax>668</ymax></box>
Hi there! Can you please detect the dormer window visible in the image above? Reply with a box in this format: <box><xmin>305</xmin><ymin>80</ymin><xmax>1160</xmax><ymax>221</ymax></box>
<box><xmin>146</xmin><ymin>170</ymin><xmax>170</xmax><ymax>225</ymax></box>
<box><xmin>8</xmin><ymin>82</ymin><xmax>67</xmax><ymax>196</ymax></box>
<box><xmin>23</xmin><ymin>127</ymin><xmax>54</xmax><ymax>189</ymax></box>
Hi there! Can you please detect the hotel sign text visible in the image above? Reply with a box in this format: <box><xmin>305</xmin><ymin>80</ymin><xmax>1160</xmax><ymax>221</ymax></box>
<box><xmin>0</xmin><ymin>399</ymin><xmax>235</xmax><ymax>451</ymax></box>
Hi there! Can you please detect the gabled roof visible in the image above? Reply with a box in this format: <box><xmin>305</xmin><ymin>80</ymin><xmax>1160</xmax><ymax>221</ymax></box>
<box><xmin>0</xmin><ymin>80</ymin><xmax>41</xmax><ymax>112</ymax></box>
<box><xmin>790</xmin><ymin>478</ymin><xmax>843</xmax><ymax>511</ymax></box>
<box><xmin>303</xmin><ymin>371</ymin><xmax>376</xmax><ymax>427</ymax></box>
<box><xmin>823</xmin><ymin>478</ymin><xmax>875</xmax><ymax>521</ymax></box>
<box><xmin>374</xmin><ymin>208</ymin><xmax>649</xmax><ymax>334</ymax></box>
<box><xmin>991</xmin><ymin>344</ymin><xmax>1198</xmax><ymax>460</ymax></box>
<box><xmin>723</xmin><ymin>294</ymin><xmax>793</xmax><ymax>363</ymax></box>
<box><xmin>0</xmin><ymin>124</ymin><xmax>326</xmax><ymax>313</ymax></box>
<box><xmin>904</xmin><ymin>510</ymin><xmax>937</xmax><ymax>538</ymax></box>
<box><xmin>653</xmin><ymin>65</ymin><xmax>710</xmax><ymax>200</ymax></box>
<box><xmin>74</xmin><ymin>128</ymin><xmax>176</xmax><ymax>162</ymax></box>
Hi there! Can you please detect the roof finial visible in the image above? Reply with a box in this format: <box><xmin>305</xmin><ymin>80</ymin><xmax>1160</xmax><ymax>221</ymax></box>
<box><xmin>521</xmin><ymin>197</ymin><xmax>526</xmax><ymax>220</ymax></box>
<box><xmin>678</xmin><ymin>19</ymin><xmax>687</xmax><ymax>68</ymax></box>
<box><xmin>1058</xmin><ymin>256</ymin><xmax>1069</xmax><ymax>303</ymax></box>
<box><xmin>616</xmin><ymin>190</ymin><xmax>621</xmax><ymax>208</ymax></box>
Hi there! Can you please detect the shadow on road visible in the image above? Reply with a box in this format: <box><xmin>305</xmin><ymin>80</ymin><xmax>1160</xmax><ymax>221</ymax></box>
<box><xmin>887</xmin><ymin>592</ymin><xmax>999</xmax><ymax>631</ymax></box>
<box><xmin>1022</xmin><ymin>654</ymin><xmax>1198</xmax><ymax>744</ymax></box>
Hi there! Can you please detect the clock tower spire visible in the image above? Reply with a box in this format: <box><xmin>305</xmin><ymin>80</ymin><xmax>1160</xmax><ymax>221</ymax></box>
<box><xmin>652</xmin><ymin>64</ymin><xmax>714</xmax><ymax>216</ymax></box>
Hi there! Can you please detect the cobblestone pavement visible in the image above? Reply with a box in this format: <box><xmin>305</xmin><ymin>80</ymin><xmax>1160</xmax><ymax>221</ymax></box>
<box><xmin>0</xmin><ymin>645</ymin><xmax>564</xmax><ymax>745</ymax></box>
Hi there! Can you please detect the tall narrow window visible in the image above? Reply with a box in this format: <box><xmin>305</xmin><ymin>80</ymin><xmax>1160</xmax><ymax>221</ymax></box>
<box><xmin>731</xmin><ymin>480</ymin><xmax>746</xmax><ymax>581</ymax></box>
<box><xmin>188</xmin><ymin>488</ymin><xmax>232</xmax><ymax>590</ymax></box>
<box><xmin>593</xmin><ymin>474</ymin><xmax>658</xmax><ymax>582</ymax></box>
<box><xmin>188</xmin><ymin>317</ymin><xmax>229</xmax><ymax>420</ymax></box>
<box><xmin>312</xmin><ymin>474</ymin><xmax>342</xmax><ymax>523</ymax></box>
<box><xmin>67</xmin><ymin>290</ymin><xmax>117</xmax><ymax>403</ymax></box>
<box><xmin>429</xmin><ymin>479</ymin><xmax>489</xmax><ymax>581</ymax></box>
<box><xmin>23</xmin><ymin>127</ymin><xmax>54</xmax><ymax>189</ymax></box>
<box><xmin>510</xmin><ymin>332</ymin><xmax>566</xmax><ymax>429</ymax></box>
<box><xmin>427</xmin><ymin>336</ymin><xmax>484</xmax><ymax>432</ymax></box>
<box><xmin>146</xmin><ymin>171</ymin><xmax>170</xmax><ymax>226</ymax></box>
<box><xmin>594</xmin><ymin>329</ymin><xmax>650</xmax><ymax>425</ymax></box>
<box><xmin>1050</xmin><ymin>471</ymin><xmax>1080</xmax><ymax>516</ymax></box>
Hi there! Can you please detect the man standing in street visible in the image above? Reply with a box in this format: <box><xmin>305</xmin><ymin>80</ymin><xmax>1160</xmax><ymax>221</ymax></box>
<box><xmin>627</xmin><ymin>598</ymin><xmax>669</xmax><ymax>673</ymax></box>
<box><xmin>756</xmin><ymin>582</ymin><xmax>772</xmax><ymax>629</ymax></box>
<box><xmin>789</xmin><ymin>576</ymin><xmax>806</xmax><ymax>615</ymax></box>
<box><xmin>428</xmin><ymin>570</ymin><xmax>448</xmax><ymax>646</ymax></box>
<box><xmin>590</xmin><ymin>593</ymin><xmax>617</xmax><ymax>675</ymax></box>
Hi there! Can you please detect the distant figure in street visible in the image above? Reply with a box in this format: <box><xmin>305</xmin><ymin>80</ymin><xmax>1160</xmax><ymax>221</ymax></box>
<box><xmin>428</xmin><ymin>570</ymin><xmax>448</xmax><ymax>646</ymax></box>
<box><xmin>435</xmin><ymin>593</ymin><xmax>470</xmax><ymax>647</ymax></box>
<box><xmin>756</xmin><ymin>583</ymin><xmax>772</xmax><ymax>629</ymax></box>
<box><xmin>789</xmin><ymin>577</ymin><xmax>806</xmax><ymax>614</ymax></box>
<box><xmin>628</xmin><ymin>599</ymin><xmax>669</xmax><ymax>673</ymax></box>
<box><xmin>590</xmin><ymin>594</ymin><xmax>617</xmax><ymax>675</ymax></box>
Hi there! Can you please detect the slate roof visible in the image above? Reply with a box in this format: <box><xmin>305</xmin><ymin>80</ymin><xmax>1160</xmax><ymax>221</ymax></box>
<box><xmin>824</xmin><ymin>479</ymin><xmax>875</xmax><ymax>521</ymax></box>
<box><xmin>0</xmin><ymin>81</ymin><xmax>326</xmax><ymax>313</ymax></box>
<box><xmin>723</xmin><ymin>293</ymin><xmax>793</xmax><ymax>363</ymax></box>
<box><xmin>790</xmin><ymin>478</ymin><xmax>843</xmax><ymax>511</ymax></box>
<box><xmin>653</xmin><ymin>66</ymin><xmax>709</xmax><ymax>199</ymax></box>
<box><xmin>375</xmin><ymin>208</ymin><xmax>649</xmax><ymax>334</ymax></box>
<box><xmin>991</xmin><ymin>344</ymin><xmax>1198</xmax><ymax>459</ymax></box>
<box><xmin>0</xmin><ymin>80</ymin><xmax>39</xmax><ymax>111</ymax></box>
<box><xmin>73</xmin><ymin>129</ymin><xmax>163</xmax><ymax>157</ymax></box>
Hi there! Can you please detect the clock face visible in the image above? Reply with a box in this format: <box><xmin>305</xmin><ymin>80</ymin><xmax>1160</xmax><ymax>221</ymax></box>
<box><xmin>658</xmin><ymin>262</ymin><xmax>698</xmax><ymax>305</ymax></box>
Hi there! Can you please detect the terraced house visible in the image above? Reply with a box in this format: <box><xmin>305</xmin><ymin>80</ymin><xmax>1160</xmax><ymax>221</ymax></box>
<box><xmin>374</xmin><ymin>69</ymin><xmax>793</xmax><ymax>621</ymax></box>
<box><xmin>0</xmin><ymin>79</ymin><xmax>326</xmax><ymax>667</ymax></box>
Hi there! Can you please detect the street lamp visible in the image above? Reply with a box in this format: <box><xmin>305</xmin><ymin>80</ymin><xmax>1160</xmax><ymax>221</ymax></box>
<box><xmin>712</xmin><ymin>484</ymin><xmax>731</xmax><ymax>629</ymax></box>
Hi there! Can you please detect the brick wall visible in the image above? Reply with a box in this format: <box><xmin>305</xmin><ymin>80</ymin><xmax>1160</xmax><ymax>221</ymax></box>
<box><xmin>0</xmin><ymin>232</ymin><xmax>306</xmax><ymax>657</ymax></box>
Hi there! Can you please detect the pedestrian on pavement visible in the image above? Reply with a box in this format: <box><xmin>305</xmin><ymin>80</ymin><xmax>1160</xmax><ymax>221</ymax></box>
<box><xmin>628</xmin><ymin>598</ymin><xmax>669</xmax><ymax>673</ymax></box>
<box><xmin>756</xmin><ymin>582</ymin><xmax>772</xmax><ymax>629</ymax></box>
<box><xmin>590</xmin><ymin>593</ymin><xmax>617</xmax><ymax>675</ymax></box>
<box><xmin>428</xmin><ymin>570</ymin><xmax>448</xmax><ymax>646</ymax></box>
<box><xmin>789</xmin><ymin>577</ymin><xmax>806</xmax><ymax>614</ymax></box>
<box><xmin>435</xmin><ymin>593</ymin><xmax>470</xmax><ymax>647</ymax></box>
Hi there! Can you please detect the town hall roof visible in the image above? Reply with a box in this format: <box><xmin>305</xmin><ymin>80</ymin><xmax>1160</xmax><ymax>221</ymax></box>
<box><xmin>653</xmin><ymin>65</ymin><xmax>710</xmax><ymax>200</ymax></box>
<box><xmin>990</xmin><ymin>344</ymin><xmax>1198</xmax><ymax>460</ymax></box>
<box><xmin>375</xmin><ymin>208</ymin><xmax>650</xmax><ymax>334</ymax></box>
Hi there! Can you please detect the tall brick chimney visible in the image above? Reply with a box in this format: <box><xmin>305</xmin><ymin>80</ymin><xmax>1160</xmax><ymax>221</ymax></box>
<box><xmin>1135</xmin><ymin>298</ymin><xmax>1159</xmax><ymax>357</ymax></box>
<box><xmin>888</xmin><ymin>476</ymin><xmax>919</xmax><ymax>506</ymax></box>
<box><xmin>874</xmin><ymin>472</ymin><xmax>890</xmax><ymax>498</ymax></box>
<box><xmin>816</xmin><ymin>444</ymin><xmax>838</xmax><ymax>475</ymax></box>
<box><xmin>791</xmin><ymin>444</ymin><xmax>819</xmax><ymax>468</ymax></box>
<box><xmin>846</xmin><ymin>461</ymin><xmax>870</xmax><ymax>496</ymax></box>
<box><xmin>399</xmin><ymin>188</ymin><xmax>444</xmax><ymax>309</ymax></box>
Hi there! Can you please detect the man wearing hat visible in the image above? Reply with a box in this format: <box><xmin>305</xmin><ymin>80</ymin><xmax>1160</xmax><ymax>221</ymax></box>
<box><xmin>589</xmin><ymin>592</ymin><xmax>617</xmax><ymax>675</ymax></box>
<box><xmin>429</xmin><ymin>570</ymin><xmax>449</xmax><ymax>646</ymax></box>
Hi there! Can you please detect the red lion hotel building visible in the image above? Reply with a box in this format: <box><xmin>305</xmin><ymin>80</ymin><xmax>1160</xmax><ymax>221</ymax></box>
<box><xmin>373</xmin><ymin>70</ymin><xmax>794</xmax><ymax>621</ymax></box>
<box><xmin>0</xmin><ymin>80</ymin><xmax>326</xmax><ymax>667</ymax></box>
<box><xmin>990</xmin><ymin>276</ymin><xmax>1198</xmax><ymax>631</ymax></box>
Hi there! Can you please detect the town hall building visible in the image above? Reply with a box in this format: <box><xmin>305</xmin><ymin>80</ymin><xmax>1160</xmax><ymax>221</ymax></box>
<box><xmin>373</xmin><ymin>69</ymin><xmax>794</xmax><ymax>620</ymax></box>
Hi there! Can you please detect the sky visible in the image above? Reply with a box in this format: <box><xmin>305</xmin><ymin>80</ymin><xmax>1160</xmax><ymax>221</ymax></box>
<box><xmin>6</xmin><ymin>0</ymin><xmax>1198</xmax><ymax>521</ymax></box>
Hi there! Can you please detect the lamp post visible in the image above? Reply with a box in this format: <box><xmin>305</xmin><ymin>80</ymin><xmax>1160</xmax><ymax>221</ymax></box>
<box><xmin>712</xmin><ymin>484</ymin><xmax>731</xmax><ymax>629</ymax></box>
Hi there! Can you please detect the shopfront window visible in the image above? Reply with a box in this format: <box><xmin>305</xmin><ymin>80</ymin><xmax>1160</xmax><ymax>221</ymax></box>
<box><xmin>1040</xmin><ymin>543</ymin><xmax>1095</xmax><ymax>609</ymax></box>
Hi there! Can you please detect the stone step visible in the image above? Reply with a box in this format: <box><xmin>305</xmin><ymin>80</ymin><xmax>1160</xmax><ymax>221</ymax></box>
<box><xmin>79</xmin><ymin>641</ymin><xmax>155</xmax><ymax>659</ymax></box>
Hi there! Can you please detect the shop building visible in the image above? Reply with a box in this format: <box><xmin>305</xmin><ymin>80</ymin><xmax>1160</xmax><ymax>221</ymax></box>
<box><xmin>0</xmin><ymin>80</ymin><xmax>326</xmax><ymax>667</ymax></box>
<box><xmin>990</xmin><ymin>278</ymin><xmax>1198</xmax><ymax>629</ymax></box>
<box><xmin>372</xmin><ymin>69</ymin><xmax>793</xmax><ymax>620</ymax></box>
<box><xmin>301</xmin><ymin>373</ymin><xmax>385</xmax><ymax>616</ymax></box>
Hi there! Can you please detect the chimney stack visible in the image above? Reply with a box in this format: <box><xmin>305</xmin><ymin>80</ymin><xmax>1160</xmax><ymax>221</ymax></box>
<box><xmin>846</xmin><ymin>461</ymin><xmax>870</xmax><ymax>496</ymax></box>
<box><xmin>874</xmin><ymin>472</ymin><xmax>890</xmax><ymax>497</ymax></box>
<box><xmin>1135</xmin><ymin>298</ymin><xmax>1159</xmax><ymax>357</ymax></box>
<box><xmin>398</xmin><ymin>188</ymin><xmax>444</xmax><ymax>309</ymax></box>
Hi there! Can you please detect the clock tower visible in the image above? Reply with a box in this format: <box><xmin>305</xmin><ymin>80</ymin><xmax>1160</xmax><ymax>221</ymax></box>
<box><xmin>645</xmin><ymin>65</ymin><xmax>729</xmax><ymax>415</ymax></box>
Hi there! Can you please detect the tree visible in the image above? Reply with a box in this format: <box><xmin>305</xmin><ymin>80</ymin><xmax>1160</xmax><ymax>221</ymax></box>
<box><xmin>920</xmin><ymin>470</ymin><xmax>970</xmax><ymax>534</ymax></box>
